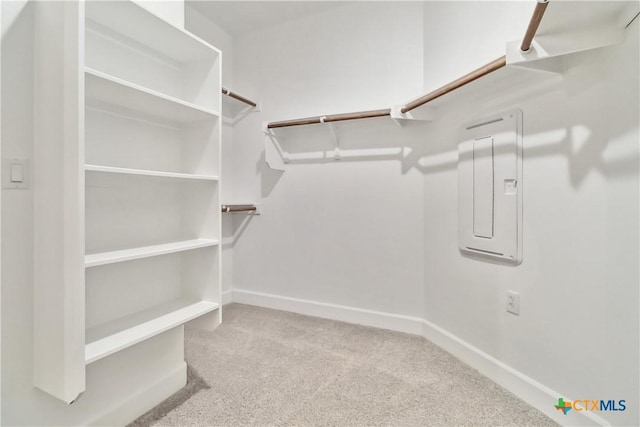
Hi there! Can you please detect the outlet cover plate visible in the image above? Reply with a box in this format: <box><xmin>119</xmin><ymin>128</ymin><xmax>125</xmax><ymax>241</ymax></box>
<box><xmin>506</xmin><ymin>291</ymin><xmax>520</xmax><ymax>316</ymax></box>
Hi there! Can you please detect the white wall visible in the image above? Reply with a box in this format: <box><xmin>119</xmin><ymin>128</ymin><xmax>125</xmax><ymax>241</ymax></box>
<box><xmin>185</xmin><ymin>5</ymin><xmax>233</xmax><ymax>85</ymax></box>
<box><xmin>423</xmin><ymin>1</ymin><xmax>532</xmax><ymax>92</ymax></box>
<box><xmin>420</xmin><ymin>5</ymin><xmax>639</xmax><ymax>426</ymax></box>
<box><xmin>133</xmin><ymin>0</ymin><xmax>184</xmax><ymax>29</ymax></box>
<box><xmin>0</xmin><ymin>0</ymin><xmax>3</xmax><ymax>421</ymax></box>
<box><xmin>231</xmin><ymin>2</ymin><xmax>426</xmax><ymax>317</ymax></box>
<box><xmin>225</xmin><ymin>2</ymin><xmax>639</xmax><ymax>426</ymax></box>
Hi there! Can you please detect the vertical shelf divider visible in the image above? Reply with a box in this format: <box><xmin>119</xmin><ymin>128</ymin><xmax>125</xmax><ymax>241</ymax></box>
<box><xmin>33</xmin><ymin>1</ymin><xmax>86</xmax><ymax>403</ymax></box>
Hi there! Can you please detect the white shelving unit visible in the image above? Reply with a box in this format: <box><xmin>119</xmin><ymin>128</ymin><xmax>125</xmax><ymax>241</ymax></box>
<box><xmin>33</xmin><ymin>0</ymin><xmax>223</xmax><ymax>404</ymax></box>
<box><xmin>85</xmin><ymin>299</ymin><xmax>219</xmax><ymax>364</ymax></box>
<box><xmin>85</xmin><ymin>68</ymin><xmax>220</xmax><ymax>123</ymax></box>
<box><xmin>85</xmin><ymin>239</ymin><xmax>220</xmax><ymax>268</ymax></box>
<box><xmin>85</xmin><ymin>164</ymin><xmax>219</xmax><ymax>181</ymax></box>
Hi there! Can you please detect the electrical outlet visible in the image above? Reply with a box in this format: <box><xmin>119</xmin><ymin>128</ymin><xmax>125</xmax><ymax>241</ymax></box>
<box><xmin>506</xmin><ymin>291</ymin><xmax>520</xmax><ymax>316</ymax></box>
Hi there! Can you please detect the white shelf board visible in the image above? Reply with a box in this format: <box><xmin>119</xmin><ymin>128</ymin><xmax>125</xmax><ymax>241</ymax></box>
<box><xmin>85</xmin><ymin>164</ymin><xmax>219</xmax><ymax>182</ymax></box>
<box><xmin>537</xmin><ymin>1</ymin><xmax>632</xmax><ymax>35</ymax></box>
<box><xmin>85</xmin><ymin>239</ymin><xmax>219</xmax><ymax>268</ymax></box>
<box><xmin>85</xmin><ymin>68</ymin><xmax>220</xmax><ymax>123</ymax></box>
<box><xmin>423</xmin><ymin>66</ymin><xmax>559</xmax><ymax>109</ymax></box>
<box><xmin>85</xmin><ymin>0</ymin><xmax>220</xmax><ymax>64</ymax></box>
<box><xmin>85</xmin><ymin>299</ymin><xmax>219</xmax><ymax>364</ymax></box>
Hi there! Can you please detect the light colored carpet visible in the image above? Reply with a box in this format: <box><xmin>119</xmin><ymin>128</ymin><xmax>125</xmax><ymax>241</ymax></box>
<box><xmin>129</xmin><ymin>303</ymin><xmax>557</xmax><ymax>426</ymax></box>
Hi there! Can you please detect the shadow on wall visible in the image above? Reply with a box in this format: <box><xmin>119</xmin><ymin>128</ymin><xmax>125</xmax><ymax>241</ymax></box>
<box><xmin>262</xmin><ymin>117</ymin><xmax>429</xmax><ymax>175</ymax></box>
<box><xmin>257</xmin><ymin>40</ymin><xmax>638</xmax><ymax>190</ymax></box>
<box><xmin>257</xmin><ymin>42</ymin><xmax>639</xmax><ymax>189</ymax></box>
<box><xmin>127</xmin><ymin>365</ymin><xmax>211</xmax><ymax>427</ymax></box>
<box><xmin>263</xmin><ymin>111</ymin><xmax>638</xmax><ymax>191</ymax></box>
<box><xmin>258</xmin><ymin>150</ymin><xmax>283</xmax><ymax>198</ymax></box>
<box><xmin>222</xmin><ymin>37</ymin><xmax>639</xmax><ymax>253</ymax></box>
<box><xmin>221</xmin><ymin>212</ymin><xmax>255</xmax><ymax>250</ymax></box>
<box><xmin>415</xmin><ymin>122</ymin><xmax>638</xmax><ymax>188</ymax></box>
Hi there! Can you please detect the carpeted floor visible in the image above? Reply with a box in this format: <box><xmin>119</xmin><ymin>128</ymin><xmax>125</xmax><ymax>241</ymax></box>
<box><xmin>129</xmin><ymin>303</ymin><xmax>557</xmax><ymax>426</ymax></box>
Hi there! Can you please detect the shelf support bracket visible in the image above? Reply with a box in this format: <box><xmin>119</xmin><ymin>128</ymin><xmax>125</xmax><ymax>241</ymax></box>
<box><xmin>506</xmin><ymin>24</ymin><xmax>625</xmax><ymax>74</ymax></box>
<box><xmin>263</xmin><ymin>121</ymin><xmax>287</xmax><ymax>171</ymax></box>
<box><xmin>390</xmin><ymin>105</ymin><xmax>435</xmax><ymax>127</ymax></box>
<box><xmin>223</xmin><ymin>101</ymin><xmax>261</xmax><ymax>126</ymax></box>
<box><xmin>322</xmin><ymin>118</ymin><xmax>341</xmax><ymax>160</ymax></box>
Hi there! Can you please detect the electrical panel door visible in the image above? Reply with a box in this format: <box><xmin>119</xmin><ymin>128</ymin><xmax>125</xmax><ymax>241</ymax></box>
<box><xmin>458</xmin><ymin>110</ymin><xmax>522</xmax><ymax>265</ymax></box>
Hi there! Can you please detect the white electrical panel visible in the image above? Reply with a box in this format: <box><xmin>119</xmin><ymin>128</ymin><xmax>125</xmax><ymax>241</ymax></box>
<box><xmin>458</xmin><ymin>110</ymin><xmax>522</xmax><ymax>265</ymax></box>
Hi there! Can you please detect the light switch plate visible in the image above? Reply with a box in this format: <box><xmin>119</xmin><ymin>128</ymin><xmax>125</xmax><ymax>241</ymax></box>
<box><xmin>3</xmin><ymin>158</ymin><xmax>29</xmax><ymax>189</ymax></box>
<box><xmin>458</xmin><ymin>110</ymin><xmax>523</xmax><ymax>265</ymax></box>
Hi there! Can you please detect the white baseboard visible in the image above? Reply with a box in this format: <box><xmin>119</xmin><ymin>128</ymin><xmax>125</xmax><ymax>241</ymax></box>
<box><xmin>232</xmin><ymin>288</ymin><xmax>425</xmax><ymax>335</ymax></box>
<box><xmin>420</xmin><ymin>319</ymin><xmax>609</xmax><ymax>427</ymax></box>
<box><xmin>230</xmin><ymin>288</ymin><xmax>610</xmax><ymax>427</ymax></box>
<box><xmin>87</xmin><ymin>362</ymin><xmax>187</xmax><ymax>426</ymax></box>
<box><xmin>221</xmin><ymin>289</ymin><xmax>233</xmax><ymax>305</ymax></box>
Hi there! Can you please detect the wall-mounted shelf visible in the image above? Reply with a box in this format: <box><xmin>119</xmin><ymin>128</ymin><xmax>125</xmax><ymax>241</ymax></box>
<box><xmin>85</xmin><ymin>164</ymin><xmax>219</xmax><ymax>182</ymax></box>
<box><xmin>85</xmin><ymin>68</ymin><xmax>220</xmax><ymax>123</ymax></box>
<box><xmin>85</xmin><ymin>299</ymin><xmax>219</xmax><ymax>364</ymax></box>
<box><xmin>506</xmin><ymin>1</ymin><xmax>632</xmax><ymax>74</ymax></box>
<box><xmin>85</xmin><ymin>239</ymin><xmax>220</xmax><ymax>268</ymax></box>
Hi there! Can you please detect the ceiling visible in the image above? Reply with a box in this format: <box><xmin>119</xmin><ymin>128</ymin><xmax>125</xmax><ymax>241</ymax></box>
<box><xmin>186</xmin><ymin>1</ymin><xmax>352</xmax><ymax>36</ymax></box>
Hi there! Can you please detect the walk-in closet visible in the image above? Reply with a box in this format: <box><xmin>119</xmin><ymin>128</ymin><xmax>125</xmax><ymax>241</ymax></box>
<box><xmin>1</xmin><ymin>1</ymin><xmax>639</xmax><ymax>426</ymax></box>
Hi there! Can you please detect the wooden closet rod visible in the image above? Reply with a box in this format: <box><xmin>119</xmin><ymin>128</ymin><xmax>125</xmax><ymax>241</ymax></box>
<box><xmin>268</xmin><ymin>108</ymin><xmax>391</xmax><ymax>129</ymax></box>
<box><xmin>521</xmin><ymin>0</ymin><xmax>549</xmax><ymax>52</ymax></box>
<box><xmin>222</xmin><ymin>87</ymin><xmax>257</xmax><ymax>108</ymax></box>
<box><xmin>400</xmin><ymin>1</ymin><xmax>548</xmax><ymax>113</ymax></box>
<box><xmin>400</xmin><ymin>56</ymin><xmax>507</xmax><ymax>114</ymax></box>
<box><xmin>221</xmin><ymin>204</ymin><xmax>257</xmax><ymax>213</ymax></box>
<box><xmin>267</xmin><ymin>0</ymin><xmax>548</xmax><ymax>125</ymax></box>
